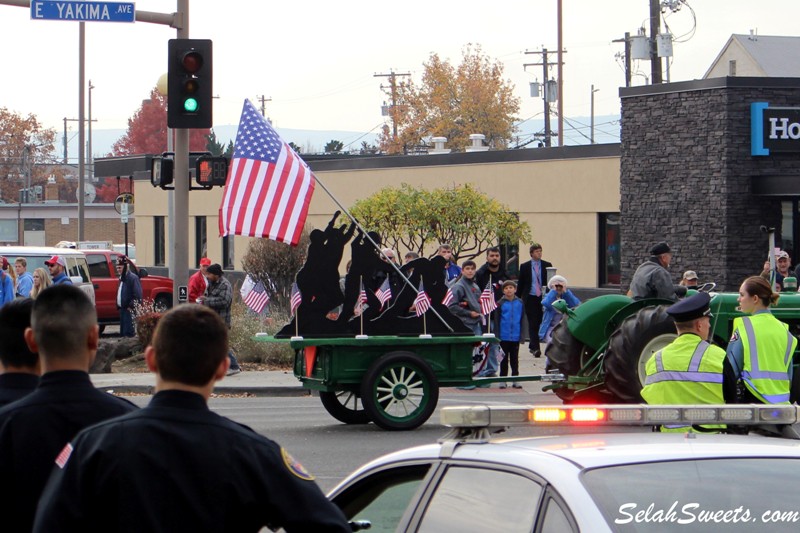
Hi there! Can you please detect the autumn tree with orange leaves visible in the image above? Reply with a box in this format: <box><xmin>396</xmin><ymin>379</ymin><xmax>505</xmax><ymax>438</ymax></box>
<box><xmin>0</xmin><ymin>107</ymin><xmax>60</xmax><ymax>203</ymax></box>
<box><xmin>378</xmin><ymin>45</ymin><xmax>520</xmax><ymax>154</ymax></box>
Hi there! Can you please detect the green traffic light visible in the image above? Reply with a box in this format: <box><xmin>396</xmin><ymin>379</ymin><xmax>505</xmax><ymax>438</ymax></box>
<box><xmin>183</xmin><ymin>98</ymin><xmax>199</xmax><ymax>113</ymax></box>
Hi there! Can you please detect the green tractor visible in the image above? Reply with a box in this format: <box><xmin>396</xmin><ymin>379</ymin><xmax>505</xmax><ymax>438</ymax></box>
<box><xmin>544</xmin><ymin>285</ymin><xmax>800</xmax><ymax>403</ymax></box>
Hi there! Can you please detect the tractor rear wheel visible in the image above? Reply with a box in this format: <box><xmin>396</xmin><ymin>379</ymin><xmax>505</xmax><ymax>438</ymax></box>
<box><xmin>604</xmin><ymin>305</ymin><xmax>676</xmax><ymax>402</ymax></box>
<box><xmin>545</xmin><ymin>321</ymin><xmax>593</xmax><ymax>402</ymax></box>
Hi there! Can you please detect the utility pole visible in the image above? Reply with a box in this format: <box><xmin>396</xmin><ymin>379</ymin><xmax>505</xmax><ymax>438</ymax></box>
<box><xmin>556</xmin><ymin>0</ymin><xmax>564</xmax><ymax>146</ymax></box>
<box><xmin>590</xmin><ymin>85</ymin><xmax>599</xmax><ymax>144</ymax></box>
<box><xmin>612</xmin><ymin>32</ymin><xmax>632</xmax><ymax>88</ymax></box>
<box><xmin>257</xmin><ymin>94</ymin><xmax>271</xmax><ymax>118</ymax></box>
<box><xmin>524</xmin><ymin>49</ymin><xmax>562</xmax><ymax>147</ymax></box>
<box><xmin>649</xmin><ymin>0</ymin><xmax>663</xmax><ymax>84</ymax></box>
<box><xmin>374</xmin><ymin>71</ymin><xmax>410</xmax><ymax>144</ymax></box>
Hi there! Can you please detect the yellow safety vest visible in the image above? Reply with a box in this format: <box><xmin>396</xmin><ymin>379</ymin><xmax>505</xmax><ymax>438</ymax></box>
<box><xmin>641</xmin><ymin>334</ymin><xmax>726</xmax><ymax>433</ymax></box>
<box><xmin>734</xmin><ymin>313</ymin><xmax>797</xmax><ymax>404</ymax></box>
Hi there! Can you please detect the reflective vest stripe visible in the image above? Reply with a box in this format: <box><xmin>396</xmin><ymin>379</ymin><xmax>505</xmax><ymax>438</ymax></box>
<box><xmin>737</xmin><ymin>315</ymin><xmax>794</xmax><ymax>404</ymax></box>
<box><xmin>645</xmin><ymin>371</ymin><xmax>723</xmax><ymax>385</ymax></box>
<box><xmin>785</xmin><ymin>329</ymin><xmax>794</xmax><ymax>367</ymax></box>
<box><xmin>645</xmin><ymin>342</ymin><xmax>722</xmax><ymax>385</ymax></box>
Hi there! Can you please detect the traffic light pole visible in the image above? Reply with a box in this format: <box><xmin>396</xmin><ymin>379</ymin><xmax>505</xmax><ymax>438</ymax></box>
<box><xmin>172</xmin><ymin>0</ymin><xmax>190</xmax><ymax>306</ymax></box>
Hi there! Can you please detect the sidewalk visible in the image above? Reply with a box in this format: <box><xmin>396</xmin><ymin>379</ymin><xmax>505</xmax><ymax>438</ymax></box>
<box><xmin>90</xmin><ymin>369</ymin><xmax>308</xmax><ymax>397</ymax></box>
<box><xmin>90</xmin><ymin>344</ymin><xmax>552</xmax><ymax>397</ymax></box>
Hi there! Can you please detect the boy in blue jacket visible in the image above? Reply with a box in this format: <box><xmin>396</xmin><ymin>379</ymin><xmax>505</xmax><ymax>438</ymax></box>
<box><xmin>494</xmin><ymin>280</ymin><xmax>525</xmax><ymax>388</ymax></box>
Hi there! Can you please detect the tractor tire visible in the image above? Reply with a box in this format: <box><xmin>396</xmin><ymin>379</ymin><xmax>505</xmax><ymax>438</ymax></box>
<box><xmin>604</xmin><ymin>305</ymin><xmax>677</xmax><ymax>403</ymax></box>
<box><xmin>546</xmin><ymin>321</ymin><xmax>588</xmax><ymax>378</ymax></box>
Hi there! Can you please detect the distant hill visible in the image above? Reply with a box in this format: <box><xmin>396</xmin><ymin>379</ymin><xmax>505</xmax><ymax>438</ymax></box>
<box><xmin>57</xmin><ymin>115</ymin><xmax>620</xmax><ymax>163</ymax></box>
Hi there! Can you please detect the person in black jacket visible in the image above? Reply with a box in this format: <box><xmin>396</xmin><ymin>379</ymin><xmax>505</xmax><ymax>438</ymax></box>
<box><xmin>0</xmin><ymin>285</ymin><xmax>137</xmax><ymax>533</ymax></box>
<box><xmin>34</xmin><ymin>304</ymin><xmax>351</xmax><ymax>533</ymax></box>
<box><xmin>516</xmin><ymin>243</ymin><xmax>553</xmax><ymax>356</ymax></box>
<box><xmin>0</xmin><ymin>298</ymin><xmax>39</xmax><ymax>407</ymax></box>
<box><xmin>116</xmin><ymin>256</ymin><xmax>142</xmax><ymax>337</ymax></box>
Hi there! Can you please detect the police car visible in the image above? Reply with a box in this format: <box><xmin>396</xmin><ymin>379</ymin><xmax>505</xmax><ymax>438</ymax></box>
<box><xmin>330</xmin><ymin>405</ymin><xmax>800</xmax><ymax>532</ymax></box>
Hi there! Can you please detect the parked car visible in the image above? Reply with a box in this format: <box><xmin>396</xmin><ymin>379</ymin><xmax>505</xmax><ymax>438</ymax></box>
<box><xmin>330</xmin><ymin>404</ymin><xmax>800</xmax><ymax>532</ymax></box>
<box><xmin>83</xmin><ymin>249</ymin><xmax>173</xmax><ymax>329</ymax></box>
<box><xmin>0</xmin><ymin>246</ymin><xmax>94</xmax><ymax>302</ymax></box>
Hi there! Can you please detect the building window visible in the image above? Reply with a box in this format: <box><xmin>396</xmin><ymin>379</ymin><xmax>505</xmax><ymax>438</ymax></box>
<box><xmin>782</xmin><ymin>200</ymin><xmax>794</xmax><ymax>259</ymax></box>
<box><xmin>154</xmin><ymin>216</ymin><xmax>165</xmax><ymax>266</ymax></box>
<box><xmin>195</xmin><ymin>216</ymin><xmax>207</xmax><ymax>265</ymax></box>
<box><xmin>599</xmin><ymin>213</ymin><xmax>621</xmax><ymax>286</ymax></box>
<box><xmin>23</xmin><ymin>219</ymin><xmax>45</xmax><ymax>231</ymax></box>
<box><xmin>222</xmin><ymin>235</ymin><xmax>234</xmax><ymax>270</ymax></box>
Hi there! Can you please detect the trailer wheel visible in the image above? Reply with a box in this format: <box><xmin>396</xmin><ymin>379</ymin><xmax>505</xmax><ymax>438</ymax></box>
<box><xmin>319</xmin><ymin>390</ymin><xmax>370</xmax><ymax>424</ymax></box>
<box><xmin>361</xmin><ymin>352</ymin><xmax>438</xmax><ymax>431</ymax></box>
<box><xmin>604</xmin><ymin>305</ymin><xmax>676</xmax><ymax>402</ymax></box>
<box><xmin>154</xmin><ymin>294</ymin><xmax>173</xmax><ymax>312</ymax></box>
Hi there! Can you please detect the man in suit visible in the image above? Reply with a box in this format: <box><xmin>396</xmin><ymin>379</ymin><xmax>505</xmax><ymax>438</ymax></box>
<box><xmin>516</xmin><ymin>243</ymin><xmax>553</xmax><ymax>357</ymax></box>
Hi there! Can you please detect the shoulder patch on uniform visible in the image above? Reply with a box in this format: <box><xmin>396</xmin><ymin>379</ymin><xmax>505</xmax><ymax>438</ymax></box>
<box><xmin>55</xmin><ymin>443</ymin><xmax>73</xmax><ymax>469</ymax></box>
<box><xmin>281</xmin><ymin>448</ymin><xmax>314</xmax><ymax>481</ymax></box>
<box><xmin>730</xmin><ymin>330</ymin><xmax>740</xmax><ymax>343</ymax></box>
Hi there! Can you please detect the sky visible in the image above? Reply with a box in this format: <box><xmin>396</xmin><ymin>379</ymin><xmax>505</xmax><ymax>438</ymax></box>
<box><xmin>2</xmin><ymin>0</ymin><xmax>799</xmax><ymax>151</ymax></box>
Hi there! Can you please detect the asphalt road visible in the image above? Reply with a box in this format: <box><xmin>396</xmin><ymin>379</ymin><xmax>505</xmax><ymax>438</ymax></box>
<box><xmin>125</xmin><ymin>387</ymin><xmax>645</xmax><ymax>493</ymax></box>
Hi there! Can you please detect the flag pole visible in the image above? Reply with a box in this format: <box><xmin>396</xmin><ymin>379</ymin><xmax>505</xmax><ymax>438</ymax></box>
<box><xmin>359</xmin><ymin>275</ymin><xmax>364</xmax><ymax>336</ymax></box>
<box><xmin>312</xmin><ymin>175</ymin><xmax>454</xmax><ymax>333</ymax></box>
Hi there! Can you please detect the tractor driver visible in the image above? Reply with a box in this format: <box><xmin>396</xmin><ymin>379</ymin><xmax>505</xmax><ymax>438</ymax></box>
<box><xmin>640</xmin><ymin>292</ymin><xmax>737</xmax><ymax>433</ymax></box>
<box><xmin>629</xmin><ymin>242</ymin><xmax>687</xmax><ymax>301</ymax></box>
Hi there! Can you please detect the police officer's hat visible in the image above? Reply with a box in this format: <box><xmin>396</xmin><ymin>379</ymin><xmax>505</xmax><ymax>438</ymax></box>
<box><xmin>666</xmin><ymin>292</ymin><xmax>712</xmax><ymax>322</ymax></box>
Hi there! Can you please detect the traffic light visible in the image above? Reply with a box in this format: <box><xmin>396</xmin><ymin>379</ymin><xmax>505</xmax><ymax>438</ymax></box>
<box><xmin>195</xmin><ymin>156</ymin><xmax>229</xmax><ymax>187</ymax></box>
<box><xmin>151</xmin><ymin>154</ymin><xmax>174</xmax><ymax>189</ymax></box>
<box><xmin>167</xmin><ymin>39</ymin><xmax>213</xmax><ymax>128</ymax></box>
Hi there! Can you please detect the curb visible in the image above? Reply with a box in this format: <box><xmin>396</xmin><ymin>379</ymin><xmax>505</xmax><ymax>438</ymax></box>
<box><xmin>96</xmin><ymin>385</ymin><xmax>312</xmax><ymax>397</ymax></box>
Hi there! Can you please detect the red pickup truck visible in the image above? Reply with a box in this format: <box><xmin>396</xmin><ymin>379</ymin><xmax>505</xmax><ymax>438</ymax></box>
<box><xmin>84</xmin><ymin>250</ymin><xmax>173</xmax><ymax>329</ymax></box>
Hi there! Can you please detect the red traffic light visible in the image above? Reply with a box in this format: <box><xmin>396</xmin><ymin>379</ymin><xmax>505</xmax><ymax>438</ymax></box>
<box><xmin>181</xmin><ymin>51</ymin><xmax>203</xmax><ymax>73</ymax></box>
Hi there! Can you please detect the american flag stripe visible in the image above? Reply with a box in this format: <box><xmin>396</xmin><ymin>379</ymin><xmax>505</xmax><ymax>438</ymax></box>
<box><xmin>55</xmin><ymin>443</ymin><xmax>73</xmax><ymax>469</ymax></box>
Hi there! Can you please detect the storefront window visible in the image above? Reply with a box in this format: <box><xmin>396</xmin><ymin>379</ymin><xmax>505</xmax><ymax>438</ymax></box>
<box><xmin>783</xmin><ymin>200</ymin><xmax>795</xmax><ymax>258</ymax></box>
<box><xmin>599</xmin><ymin>213</ymin><xmax>621</xmax><ymax>286</ymax></box>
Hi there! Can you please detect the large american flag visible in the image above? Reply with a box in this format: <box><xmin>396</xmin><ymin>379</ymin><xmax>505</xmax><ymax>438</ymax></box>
<box><xmin>242</xmin><ymin>275</ymin><xmax>270</xmax><ymax>313</ymax></box>
<box><xmin>375</xmin><ymin>278</ymin><xmax>392</xmax><ymax>310</ymax></box>
<box><xmin>219</xmin><ymin>99</ymin><xmax>315</xmax><ymax>246</ymax></box>
<box><xmin>414</xmin><ymin>282</ymin><xmax>431</xmax><ymax>317</ymax></box>
<box><xmin>479</xmin><ymin>281</ymin><xmax>498</xmax><ymax>315</ymax></box>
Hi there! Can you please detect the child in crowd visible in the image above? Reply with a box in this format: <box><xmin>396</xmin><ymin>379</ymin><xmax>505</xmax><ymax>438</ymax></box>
<box><xmin>494</xmin><ymin>280</ymin><xmax>525</xmax><ymax>389</ymax></box>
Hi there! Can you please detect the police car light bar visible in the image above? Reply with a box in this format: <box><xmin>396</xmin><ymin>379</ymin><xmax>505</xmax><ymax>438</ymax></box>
<box><xmin>440</xmin><ymin>404</ymin><xmax>800</xmax><ymax>429</ymax></box>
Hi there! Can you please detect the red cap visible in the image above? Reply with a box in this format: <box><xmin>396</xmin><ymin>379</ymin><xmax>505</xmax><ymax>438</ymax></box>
<box><xmin>45</xmin><ymin>255</ymin><xmax>66</xmax><ymax>267</ymax></box>
<box><xmin>0</xmin><ymin>257</ymin><xmax>7</xmax><ymax>270</ymax></box>
<box><xmin>200</xmin><ymin>257</ymin><xmax>211</xmax><ymax>266</ymax></box>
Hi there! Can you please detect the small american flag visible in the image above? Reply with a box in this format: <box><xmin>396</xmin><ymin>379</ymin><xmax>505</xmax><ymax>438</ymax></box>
<box><xmin>480</xmin><ymin>281</ymin><xmax>497</xmax><ymax>315</ymax></box>
<box><xmin>356</xmin><ymin>280</ymin><xmax>368</xmax><ymax>314</ymax></box>
<box><xmin>242</xmin><ymin>276</ymin><xmax>270</xmax><ymax>313</ymax></box>
<box><xmin>414</xmin><ymin>282</ymin><xmax>431</xmax><ymax>317</ymax></box>
<box><xmin>375</xmin><ymin>278</ymin><xmax>392</xmax><ymax>309</ymax></box>
<box><xmin>219</xmin><ymin>99</ymin><xmax>315</xmax><ymax>246</ymax></box>
<box><xmin>442</xmin><ymin>287</ymin><xmax>455</xmax><ymax>306</ymax></box>
<box><xmin>55</xmin><ymin>443</ymin><xmax>73</xmax><ymax>469</ymax></box>
<box><xmin>290</xmin><ymin>283</ymin><xmax>302</xmax><ymax>316</ymax></box>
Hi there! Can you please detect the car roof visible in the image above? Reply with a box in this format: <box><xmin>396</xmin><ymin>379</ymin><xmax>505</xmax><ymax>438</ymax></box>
<box><xmin>0</xmin><ymin>246</ymin><xmax>87</xmax><ymax>256</ymax></box>
<box><xmin>344</xmin><ymin>431</ymin><xmax>800</xmax><ymax>477</ymax></box>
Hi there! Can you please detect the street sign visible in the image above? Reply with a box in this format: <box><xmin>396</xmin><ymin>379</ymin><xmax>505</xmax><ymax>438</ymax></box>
<box><xmin>120</xmin><ymin>203</ymin><xmax>129</xmax><ymax>223</ymax></box>
<box><xmin>31</xmin><ymin>1</ymin><xmax>136</xmax><ymax>23</ymax></box>
<box><xmin>178</xmin><ymin>286</ymin><xmax>188</xmax><ymax>303</ymax></box>
<box><xmin>114</xmin><ymin>193</ymin><xmax>134</xmax><ymax>215</ymax></box>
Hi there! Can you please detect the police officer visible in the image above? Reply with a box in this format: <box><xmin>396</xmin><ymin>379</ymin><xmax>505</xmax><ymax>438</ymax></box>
<box><xmin>0</xmin><ymin>285</ymin><xmax>137</xmax><ymax>533</ymax></box>
<box><xmin>641</xmin><ymin>292</ymin><xmax>737</xmax><ymax>432</ymax></box>
<box><xmin>726</xmin><ymin>276</ymin><xmax>798</xmax><ymax>404</ymax></box>
<box><xmin>629</xmin><ymin>242</ymin><xmax>687</xmax><ymax>301</ymax></box>
<box><xmin>34</xmin><ymin>304</ymin><xmax>351</xmax><ymax>533</ymax></box>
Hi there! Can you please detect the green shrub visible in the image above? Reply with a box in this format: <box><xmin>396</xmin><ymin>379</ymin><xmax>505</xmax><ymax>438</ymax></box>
<box><xmin>229</xmin><ymin>299</ymin><xmax>294</xmax><ymax>368</ymax></box>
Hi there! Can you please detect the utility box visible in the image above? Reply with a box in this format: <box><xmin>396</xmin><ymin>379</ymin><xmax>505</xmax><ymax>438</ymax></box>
<box><xmin>657</xmin><ymin>33</ymin><xmax>673</xmax><ymax>58</ymax></box>
<box><xmin>631</xmin><ymin>34</ymin><xmax>650</xmax><ymax>60</ymax></box>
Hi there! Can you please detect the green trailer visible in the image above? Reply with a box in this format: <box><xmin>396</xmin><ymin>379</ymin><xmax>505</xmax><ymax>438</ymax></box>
<box><xmin>263</xmin><ymin>335</ymin><xmax>560</xmax><ymax>431</ymax></box>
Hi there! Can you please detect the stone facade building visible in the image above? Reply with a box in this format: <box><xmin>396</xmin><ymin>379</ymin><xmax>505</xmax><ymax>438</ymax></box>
<box><xmin>620</xmin><ymin>77</ymin><xmax>800</xmax><ymax>291</ymax></box>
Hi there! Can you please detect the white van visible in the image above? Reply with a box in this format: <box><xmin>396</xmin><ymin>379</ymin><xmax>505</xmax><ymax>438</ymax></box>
<box><xmin>0</xmin><ymin>246</ymin><xmax>95</xmax><ymax>303</ymax></box>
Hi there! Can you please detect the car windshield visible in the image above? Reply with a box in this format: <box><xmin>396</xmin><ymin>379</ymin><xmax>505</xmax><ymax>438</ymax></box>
<box><xmin>582</xmin><ymin>458</ymin><xmax>800</xmax><ymax>532</ymax></box>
